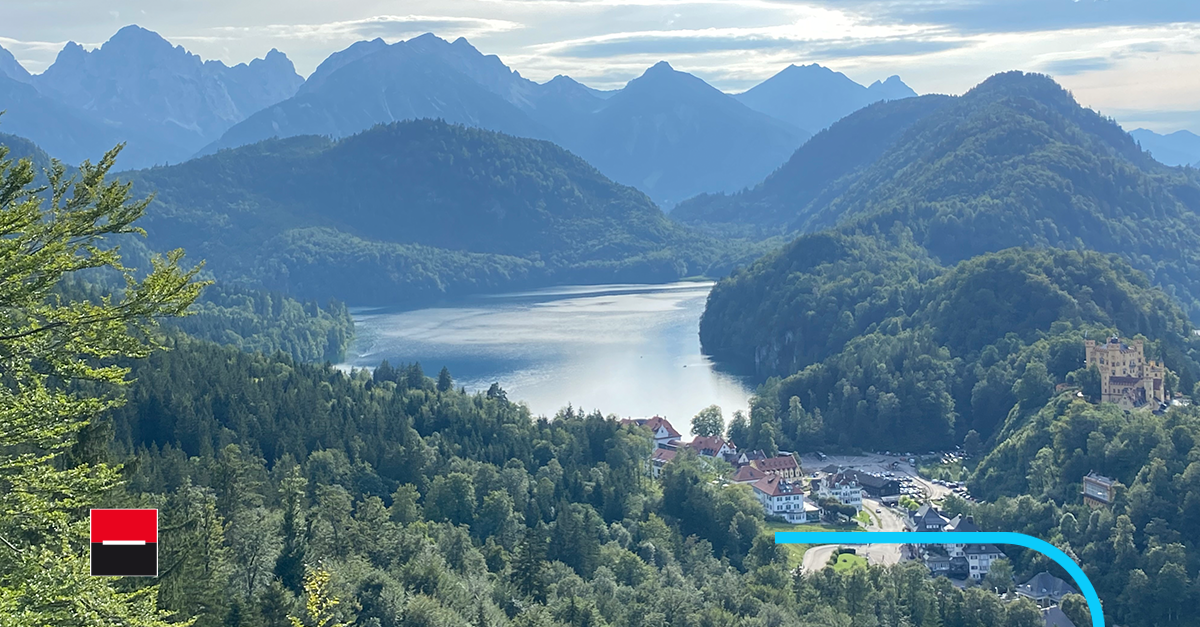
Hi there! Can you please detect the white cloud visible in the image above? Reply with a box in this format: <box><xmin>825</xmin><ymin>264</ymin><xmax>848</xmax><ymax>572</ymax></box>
<box><xmin>1</xmin><ymin>2</ymin><xmax>1199</xmax><ymax>131</ymax></box>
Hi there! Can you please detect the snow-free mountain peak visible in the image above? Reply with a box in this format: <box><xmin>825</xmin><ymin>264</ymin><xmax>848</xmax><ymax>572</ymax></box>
<box><xmin>735</xmin><ymin>63</ymin><xmax>916</xmax><ymax>132</ymax></box>
<box><xmin>0</xmin><ymin>45</ymin><xmax>32</xmax><ymax>83</ymax></box>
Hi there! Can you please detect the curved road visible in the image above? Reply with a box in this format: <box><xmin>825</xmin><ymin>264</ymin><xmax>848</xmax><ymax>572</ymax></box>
<box><xmin>799</xmin><ymin>498</ymin><xmax>910</xmax><ymax>574</ymax></box>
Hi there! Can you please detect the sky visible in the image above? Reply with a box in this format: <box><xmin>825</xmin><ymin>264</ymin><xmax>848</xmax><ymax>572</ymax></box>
<box><xmin>1</xmin><ymin>0</ymin><xmax>1199</xmax><ymax>132</ymax></box>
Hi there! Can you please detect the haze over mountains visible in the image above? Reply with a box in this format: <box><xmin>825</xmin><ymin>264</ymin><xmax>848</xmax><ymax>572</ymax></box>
<box><xmin>0</xmin><ymin>25</ymin><xmax>916</xmax><ymax>206</ymax></box>
<box><xmin>122</xmin><ymin>119</ymin><xmax>751</xmax><ymax>304</ymax></box>
<box><xmin>0</xmin><ymin>25</ymin><xmax>303</xmax><ymax>167</ymax></box>
<box><xmin>1130</xmin><ymin>127</ymin><xmax>1200</xmax><ymax>167</ymax></box>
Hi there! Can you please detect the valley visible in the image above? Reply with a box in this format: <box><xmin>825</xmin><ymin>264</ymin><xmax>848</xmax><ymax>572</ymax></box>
<box><xmin>2</xmin><ymin>18</ymin><xmax>1199</xmax><ymax>627</ymax></box>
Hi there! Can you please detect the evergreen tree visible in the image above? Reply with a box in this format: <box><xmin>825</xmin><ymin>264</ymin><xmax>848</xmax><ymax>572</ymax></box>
<box><xmin>437</xmin><ymin>367</ymin><xmax>454</xmax><ymax>393</ymax></box>
<box><xmin>0</xmin><ymin>144</ymin><xmax>203</xmax><ymax>625</ymax></box>
<box><xmin>512</xmin><ymin>526</ymin><xmax>548</xmax><ymax>602</ymax></box>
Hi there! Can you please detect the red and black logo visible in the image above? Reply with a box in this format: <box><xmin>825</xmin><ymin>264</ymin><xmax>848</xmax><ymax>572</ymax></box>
<box><xmin>90</xmin><ymin>509</ymin><xmax>158</xmax><ymax>577</ymax></box>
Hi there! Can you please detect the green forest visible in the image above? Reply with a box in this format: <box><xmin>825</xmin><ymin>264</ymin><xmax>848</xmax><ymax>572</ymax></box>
<box><xmin>0</xmin><ymin>139</ymin><xmax>1061</xmax><ymax>627</ymax></box>
<box><xmin>123</xmin><ymin>120</ymin><xmax>766</xmax><ymax>304</ymax></box>
<box><xmin>681</xmin><ymin>72</ymin><xmax>1200</xmax><ymax>325</ymax></box>
<box><xmin>7</xmin><ymin>67</ymin><xmax>1200</xmax><ymax>627</ymax></box>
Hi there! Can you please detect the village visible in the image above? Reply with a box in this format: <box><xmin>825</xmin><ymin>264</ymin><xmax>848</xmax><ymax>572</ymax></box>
<box><xmin>624</xmin><ymin>412</ymin><xmax>1112</xmax><ymax>627</ymax></box>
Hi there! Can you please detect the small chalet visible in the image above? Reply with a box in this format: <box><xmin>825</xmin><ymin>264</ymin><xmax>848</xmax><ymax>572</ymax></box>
<box><xmin>1017</xmin><ymin>572</ymin><xmax>1078</xmax><ymax>608</ymax></box>
<box><xmin>907</xmin><ymin>504</ymin><xmax>949</xmax><ymax>532</ymax></box>
<box><xmin>649</xmin><ymin>448</ymin><xmax>677</xmax><ymax>478</ymax></box>
<box><xmin>840</xmin><ymin>469</ymin><xmax>902</xmax><ymax>503</ymax></box>
<box><xmin>737</xmin><ymin>450</ymin><xmax>768</xmax><ymax>465</ymax></box>
<box><xmin>623</xmin><ymin>416</ymin><xmax>683</xmax><ymax>448</ymax></box>
<box><xmin>731</xmin><ymin>465</ymin><xmax>767</xmax><ymax>484</ymax></box>
<box><xmin>1082</xmin><ymin>473</ymin><xmax>1115</xmax><ymax>508</ymax></box>
<box><xmin>687</xmin><ymin>435</ymin><xmax>735</xmax><ymax>459</ymax></box>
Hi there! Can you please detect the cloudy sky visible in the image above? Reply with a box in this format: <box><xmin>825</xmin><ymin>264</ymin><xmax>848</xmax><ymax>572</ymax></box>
<box><xmin>2</xmin><ymin>0</ymin><xmax>1198</xmax><ymax>131</ymax></box>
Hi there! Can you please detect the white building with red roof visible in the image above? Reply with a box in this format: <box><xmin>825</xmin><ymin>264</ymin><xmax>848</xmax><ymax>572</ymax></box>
<box><xmin>622</xmin><ymin>416</ymin><xmax>683</xmax><ymax>448</ymax></box>
<box><xmin>751</xmin><ymin>476</ymin><xmax>817</xmax><ymax>523</ymax></box>
<box><xmin>752</xmin><ymin>454</ymin><xmax>801</xmax><ymax>478</ymax></box>
<box><xmin>686</xmin><ymin>435</ymin><xmax>735</xmax><ymax>459</ymax></box>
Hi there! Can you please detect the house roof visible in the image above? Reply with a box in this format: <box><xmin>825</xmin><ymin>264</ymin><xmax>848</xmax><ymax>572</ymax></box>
<box><xmin>740</xmin><ymin>449</ymin><xmax>768</xmax><ymax>462</ymax></box>
<box><xmin>963</xmin><ymin>544</ymin><xmax>1003</xmax><ymax>556</ymax></box>
<box><xmin>944</xmin><ymin>514</ymin><xmax>979</xmax><ymax>533</ymax></box>
<box><xmin>732</xmin><ymin>465</ymin><xmax>766</xmax><ymax>483</ymax></box>
<box><xmin>629</xmin><ymin>416</ymin><xmax>680</xmax><ymax>438</ymax></box>
<box><xmin>1017</xmin><ymin>572</ymin><xmax>1077</xmax><ymax>600</ymax></box>
<box><xmin>1109</xmin><ymin>375</ymin><xmax>1142</xmax><ymax>386</ymax></box>
<box><xmin>753</xmin><ymin>455</ymin><xmax>799</xmax><ymax>472</ymax></box>
<box><xmin>1042</xmin><ymin>607</ymin><xmax>1077</xmax><ymax>627</ymax></box>
<box><xmin>752</xmin><ymin>475</ymin><xmax>801</xmax><ymax>497</ymax></box>
<box><xmin>1084</xmin><ymin>472</ymin><xmax>1115</xmax><ymax>487</ymax></box>
<box><xmin>688</xmin><ymin>435</ymin><xmax>730</xmax><ymax>455</ymax></box>
<box><xmin>651</xmin><ymin>448</ymin><xmax>677</xmax><ymax>463</ymax></box>
<box><xmin>842</xmin><ymin>469</ymin><xmax>899</xmax><ymax>489</ymax></box>
<box><xmin>910</xmin><ymin>504</ymin><xmax>949</xmax><ymax>529</ymax></box>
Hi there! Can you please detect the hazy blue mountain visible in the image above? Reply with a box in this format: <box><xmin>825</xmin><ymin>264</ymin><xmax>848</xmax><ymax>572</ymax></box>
<box><xmin>867</xmin><ymin>75</ymin><xmax>917</xmax><ymax>101</ymax></box>
<box><xmin>132</xmin><ymin>120</ymin><xmax>735</xmax><ymax>303</ymax></box>
<box><xmin>404</xmin><ymin>33</ymin><xmax>541</xmax><ymax>109</ymax></box>
<box><xmin>203</xmin><ymin>36</ymin><xmax>553</xmax><ymax>155</ymax></box>
<box><xmin>734</xmin><ymin>64</ymin><xmax>916</xmax><ymax>133</ymax></box>
<box><xmin>0</xmin><ymin>45</ymin><xmax>31</xmax><ymax>83</ymax></box>
<box><xmin>1130</xmin><ymin>127</ymin><xmax>1200</xmax><ymax>166</ymax></box>
<box><xmin>302</xmin><ymin>37</ymin><xmax>389</xmax><ymax>92</ymax></box>
<box><xmin>27</xmin><ymin>25</ymin><xmax>302</xmax><ymax>167</ymax></box>
<box><xmin>0</xmin><ymin>74</ymin><xmax>130</xmax><ymax>165</ymax></box>
<box><xmin>672</xmin><ymin>94</ymin><xmax>952</xmax><ymax>233</ymax></box>
<box><xmin>209</xmin><ymin>37</ymin><xmax>810</xmax><ymax>207</ymax></box>
<box><xmin>565</xmin><ymin>61</ymin><xmax>810</xmax><ymax>208</ymax></box>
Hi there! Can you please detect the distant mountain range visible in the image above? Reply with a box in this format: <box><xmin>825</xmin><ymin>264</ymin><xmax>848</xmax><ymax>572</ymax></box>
<box><xmin>1130</xmin><ymin>128</ymin><xmax>1200</xmax><ymax>167</ymax></box>
<box><xmin>0</xmin><ymin>25</ymin><xmax>302</xmax><ymax>168</ymax></box>
<box><xmin>119</xmin><ymin>119</ymin><xmax>756</xmax><ymax>304</ymax></box>
<box><xmin>205</xmin><ymin>35</ymin><xmax>820</xmax><ymax>207</ymax></box>
<box><xmin>733</xmin><ymin>63</ymin><xmax>917</xmax><ymax>132</ymax></box>
<box><xmin>0</xmin><ymin>26</ymin><xmax>916</xmax><ymax>207</ymax></box>
<box><xmin>692</xmin><ymin>71</ymin><xmax>1200</xmax><ymax>366</ymax></box>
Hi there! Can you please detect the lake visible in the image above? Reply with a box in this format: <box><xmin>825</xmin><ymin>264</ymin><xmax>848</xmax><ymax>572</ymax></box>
<box><xmin>338</xmin><ymin>282</ymin><xmax>753</xmax><ymax>424</ymax></box>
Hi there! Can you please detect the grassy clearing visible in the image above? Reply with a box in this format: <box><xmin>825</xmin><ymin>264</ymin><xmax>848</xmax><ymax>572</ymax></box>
<box><xmin>766</xmin><ymin>521</ymin><xmax>862</xmax><ymax>569</ymax></box>
<box><xmin>831</xmin><ymin>552</ymin><xmax>868</xmax><ymax>573</ymax></box>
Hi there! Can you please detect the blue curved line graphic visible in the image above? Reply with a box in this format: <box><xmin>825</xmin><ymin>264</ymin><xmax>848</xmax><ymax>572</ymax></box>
<box><xmin>775</xmin><ymin>531</ymin><xmax>1103</xmax><ymax>627</ymax></box>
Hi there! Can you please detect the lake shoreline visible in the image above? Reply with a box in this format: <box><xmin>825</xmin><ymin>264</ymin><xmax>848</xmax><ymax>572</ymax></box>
<box><xmin>338</xmin><ymin>281</ymin><xmax>752</xmax><ymax>422</ymax></box>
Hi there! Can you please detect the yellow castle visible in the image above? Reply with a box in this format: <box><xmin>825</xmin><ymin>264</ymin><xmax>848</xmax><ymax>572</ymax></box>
<box><xmin>1084</xmin><ymin>336</ymin><xmax>1165</xmax><ymax>409</ymax></box>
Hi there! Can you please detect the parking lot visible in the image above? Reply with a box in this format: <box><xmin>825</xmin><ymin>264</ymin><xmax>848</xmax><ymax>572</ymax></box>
<box><xmin>797</xmin><ymin>452</ymin><xmax>959</xmax><ymax>502</ymax></box>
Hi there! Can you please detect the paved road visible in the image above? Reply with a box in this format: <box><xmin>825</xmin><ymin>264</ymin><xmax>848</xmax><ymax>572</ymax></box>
<box><xmin>800</xmin><ymin>544</ymin><xmax>840</xmax><ymax>574</ymax></box>
<box><xmin>798</xmin><ymin>499</ymin><xmax>913</xmax><ymax>574</ymax></box>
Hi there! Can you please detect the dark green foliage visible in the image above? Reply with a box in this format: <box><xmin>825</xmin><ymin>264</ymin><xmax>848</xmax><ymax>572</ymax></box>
<box><xmin>169</xmin><ymin>283</ymin><xmax>355</xmax><ymax>362</ymax></box>
<box><xmin>125</xmin><ymin>120</ymin><xmax>746</xmax><ymax>304</ymax></box>
<box><xmin>686</xmin><ymin>72</ymin><xmax>1200</xmax><ymax>326</ymax></box>
<box><xmin>961</xmin><ymin>400</ymin><xmax>1200</xmax><ymax>627</ymax></box>
<box><xmin>705</xmin><ymin>243</ymin><xmax>1200</xmax><ymax>450</ymax></box>
<box><xmin>93</xmin><ymin>334</ymin><xmax>1076</xmax><ymax>627</ymax></box>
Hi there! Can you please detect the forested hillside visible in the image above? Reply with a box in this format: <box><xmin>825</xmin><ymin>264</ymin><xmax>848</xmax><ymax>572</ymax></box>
<box><xmin>128</xmin><ymin>120</ymin><xmax>742</xmax><ymax>304</ymax></box>
<box><xmin>672</xmin><ymin>95</ymin><xmax>952</xmax><ymax>235</ymax></box>
<box><xmin>685</xmin><ymin>72</ymin><xmax>1200</xmax><ymax>324</ymax></box>
<box><xmin>704</xmin><ymin>241</ymin><xmax>1199</xmax><ymax>451</ymax></box>
<box><xmin>947</xmin><ymin>396</ymin><xmax>1200</xmax><ymax>627</ymax></box>
<box><xmin>91</xmin><ymin>338</ymin><xmax>1050</xmax><ymax>627</ymax></box>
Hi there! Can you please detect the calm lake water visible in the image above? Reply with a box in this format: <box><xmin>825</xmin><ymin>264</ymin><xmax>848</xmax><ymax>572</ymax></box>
<box><xmin>338</xmin><ymin>282</ymin><xmax>752</xmax><ymax>423</ymax></box>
